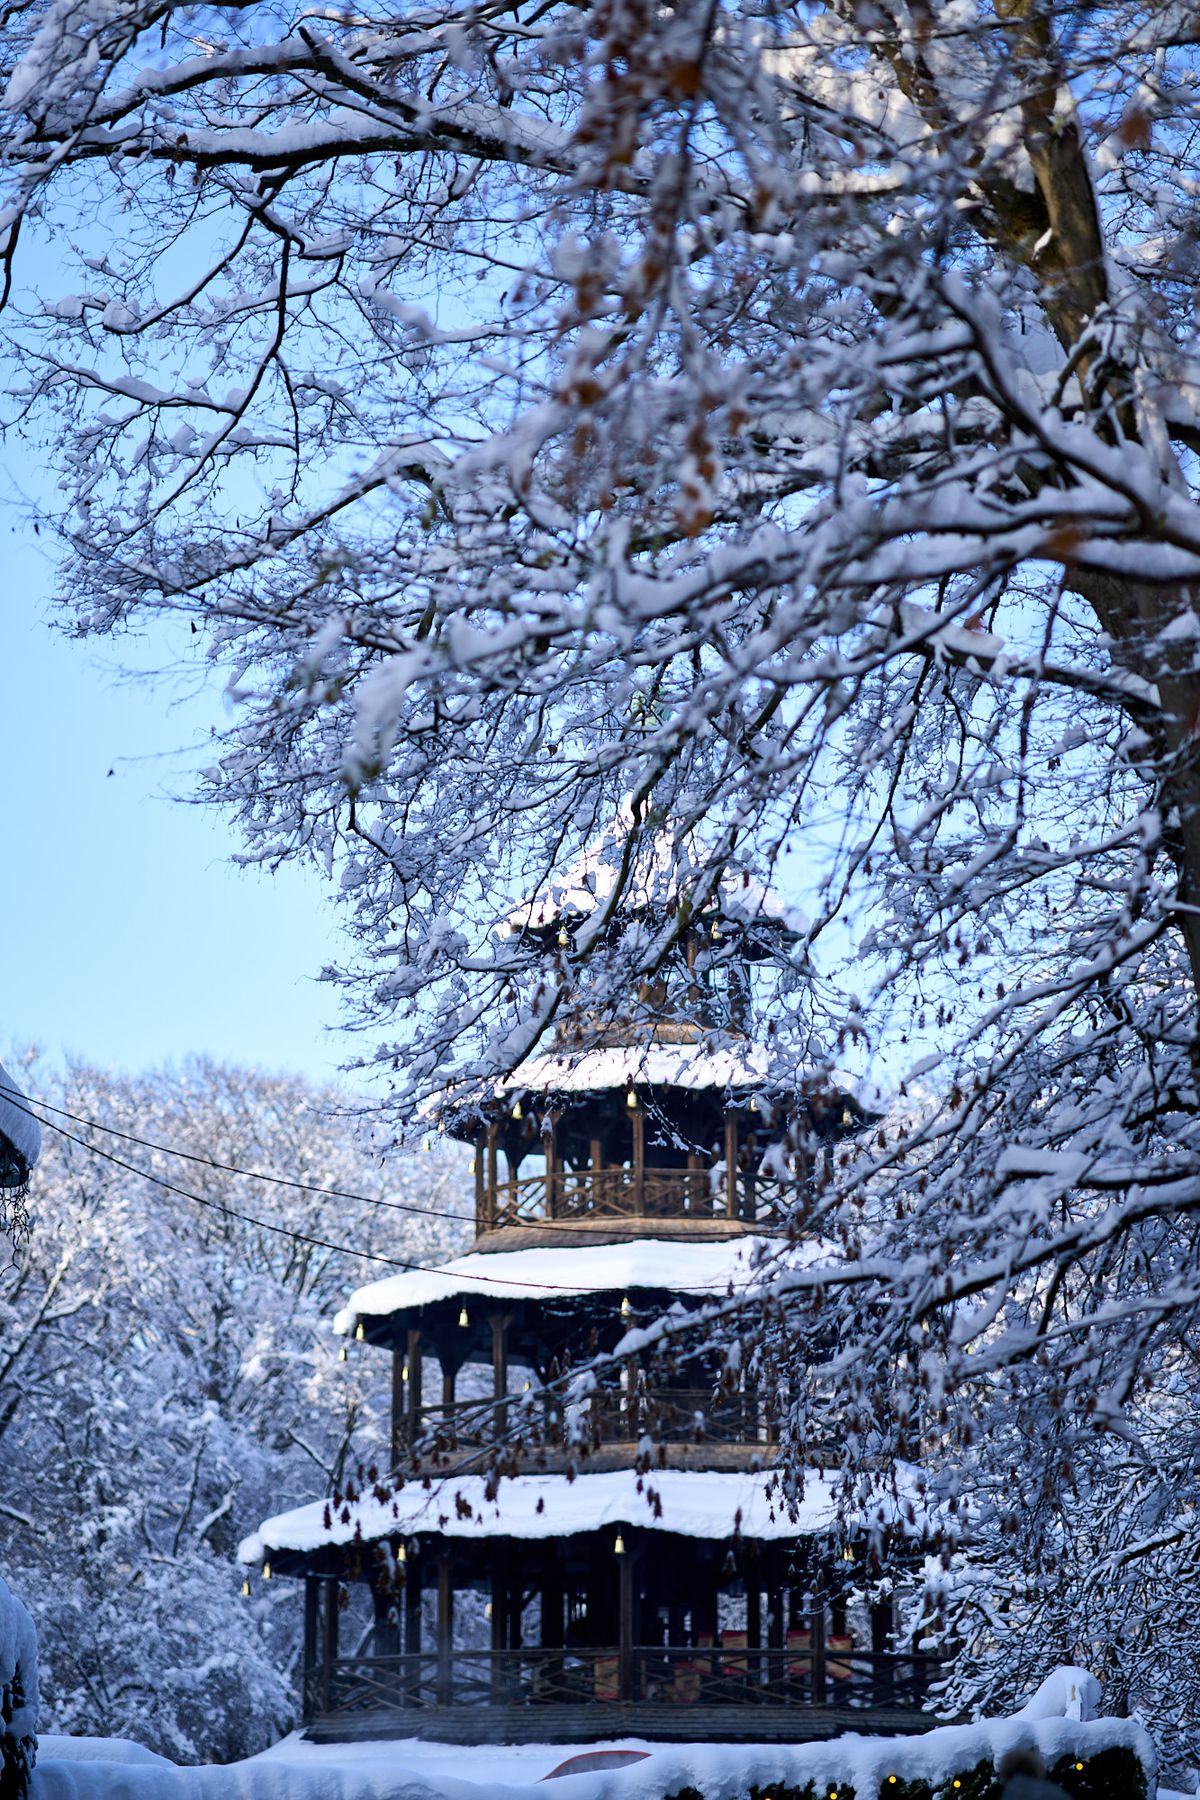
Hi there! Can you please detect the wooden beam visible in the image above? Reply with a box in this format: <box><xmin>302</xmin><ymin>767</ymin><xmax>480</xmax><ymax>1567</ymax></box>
<box><xmin>322</xmin><ymin>1578</ymin><xmax>339</xmax><ymax>1716</ymax></box>
<box><xmin>406</xmin><ymin>1327</ymin><xmax>423</xmax><ymax>1452</ymax></box>
<box><xmin>491</xmin><ymin>1543</ymin><xmax>508</xmax><ymax>1703</ymax></box>
<box><xmin>302</xmin><ymin>1577</ymin><xmax>320</xmax><ymax>1723</ymax></box>
<box><xmin>436</xmin><ymin>1555</ymin><xmax>454</xmax><ymax>1706</ymax></box>
<box><xmin>747</xmin><ymin>1580</ymin><xmax>762</xmax><ymax>1688</ymax></box>
<box><xmin>725</xmin><ymin>1111</ymin><xmax>739</xmax><ymax>1219</ymax></box>
<box><xmin>391</xmin><ymin>1343</ymin><xmax>406</xmax><ymax>1471</ymax></box>
<box><xmin>485</xmin><ymin>1123</ymin><xmax>499</xmax><ymax>1230</ymax></box>
<box><xmin>631</xmin><ymin>1103</ymin><xmax>645</xmax><ymax>1212</ymax></box>
<box><xmin>543</xmin><ymin>1111</ymin><xmax>557</xmax><ymax>1220</ymax></box>
<box><xmin>617</xmin><ymin>1544</ymin><xmax>634</xmax><ymax>1703</ymax></box>
<box><xmin>404</xmin><ymin>1552</ymin><xmax>422</xmax><ymax>1708</ymax></box>
<box><xmin>811</xmin><ymin>1596</ymin><xmax>827</xmax><ymax>1706</ymax></box>
<box><xmin>491</xmin><ymin>1313</ymin><xmax>509</xmax><ymax>1437</ymax></box>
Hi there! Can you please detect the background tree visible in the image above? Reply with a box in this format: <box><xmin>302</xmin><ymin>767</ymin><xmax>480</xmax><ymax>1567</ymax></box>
<box><xmin>4</xmin><ymin>0</ymin><xmax>1200</xmax><ymax>1763</ymax></box>
<box><xmin>0</xmin><ymin>1057</ymin><xmax>466</xmax><ymax>1761</ymax></box>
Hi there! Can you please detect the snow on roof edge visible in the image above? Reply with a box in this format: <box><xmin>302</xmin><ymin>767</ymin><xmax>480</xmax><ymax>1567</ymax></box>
<box><xmin>239</xmin><ymin>1464</ymin><xmax>936</xmax><ymax>1565</ymax></box>
<box><xmin>333</xmin><ymin>1233</ymin><xmax>802</xmax><ymax>1334</ymax></box>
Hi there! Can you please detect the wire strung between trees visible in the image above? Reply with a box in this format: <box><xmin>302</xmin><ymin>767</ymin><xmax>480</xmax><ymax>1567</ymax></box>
<box><xmin>0</xmin><ymin>1097</ymin><xmax>599</xmax><ymax>1291</ymax></box>
<box><xmin>1</xmin><ymin>1084</ymin><xmax>783</xmax><ymax>1295</ymax></box>
<box><xmin>0</xmin><ymin>1080</ymin><xmax>767</xmax><ymax>1245</ymax></box>
<box><xmin>0</xmin><ymin>1081</ymin><xmax>477</xmax><ymax>1226</ymax></box>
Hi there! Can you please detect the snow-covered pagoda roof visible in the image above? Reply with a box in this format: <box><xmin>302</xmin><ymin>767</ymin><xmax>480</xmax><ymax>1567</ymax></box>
<box><xmin>239</xmin><ymin>1464</ymin><xmax>933</xmax><ymax>1564</ymax></box>
<box><xmin>497</xmin><ymin>1040</ymin><xmax>771</xmax><ymax>1096</ymax></box>
<box><xmin>334</xmin><ymin>1234</ymin><xmax>797</xmax><ymax>1336</ymax></box>
<box><xmin>458</xmin><ymin>1040</ymin><xmax>880</xmax><ymax>1112</ymax></box>
<box><xmin>503</xmin><ymin>808</ymin><xmax>806</xmax><ymax>940</ymax></box>
<box><xmin>0</xmin><ymin>1062</ymin><xmax>40</xmax><ymax>1188</ymax></box>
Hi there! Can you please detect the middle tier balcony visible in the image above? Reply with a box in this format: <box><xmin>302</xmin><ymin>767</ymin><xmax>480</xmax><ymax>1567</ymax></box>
<box><xmin>402</xmin><ymin>1386</ymin><xmax>862</xmax><ymax>1477</ymax></box>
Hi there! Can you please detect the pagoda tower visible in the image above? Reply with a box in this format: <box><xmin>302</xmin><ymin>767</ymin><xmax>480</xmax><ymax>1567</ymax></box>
<box><xmin>240</xmin><ymin>832</ymin><xmax>934</xmax><ymax>1743</ymax></box>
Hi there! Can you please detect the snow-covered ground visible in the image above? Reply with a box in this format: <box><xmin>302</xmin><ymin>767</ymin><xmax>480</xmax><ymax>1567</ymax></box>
<box><xmin>30</xmin><ymin>1699</ymin><xmax>1158</xmax><ymax>1798</ymax></box>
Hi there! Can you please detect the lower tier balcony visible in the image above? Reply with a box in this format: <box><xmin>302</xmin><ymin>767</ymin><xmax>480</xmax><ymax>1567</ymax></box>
<box><xmin>304</xmin><ymin>1643</ymin><xmax>938</xmax><ymax>1745</ymax></box>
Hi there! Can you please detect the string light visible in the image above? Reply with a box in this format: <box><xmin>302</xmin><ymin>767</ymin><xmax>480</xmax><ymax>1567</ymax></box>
<box><xmin>401</xmin><ymin>1362</ymin><xmax>409</xmax><ymax>1383</ymax></box>
<box><xmin>459</xmin><ymin>1307</ymin><xmax>469</xmax><ymax>1328</ymax></box>
<box><xmin>355</xmin><ymin>1322</ymin><xmax>365</xmax><ymax>1341</ymax></box>
<box><xmin>614</xmin><ymin>1532</ymin><xmax>626</xmax><ymax>1554</ymax></box>
<box><xmin>511</xmin><ymin>1101</ymin><xmax>523</xmax><ymax>1120</ymax></box>
<box><xmin>626</xmin><ymin>1087</ymin><xmax>637</xmax><ymax>1109</ymax></box>
<box><xmin>558</xmin><ymin>927</ymin><xmax>569</xmax><ymax>947</ymax></box>
<box><xmin>842</xmin><ymin>1545</ymin><xmax>855</xmax><ymax>1562</ymax></box>
<box><xmin>620</xmin><ymin>1296</ymin><xmax>632</xmax><ymax>1318</ymax></box>
<box><xmin>338</xmin><ymin>1344</ymin><xmax>348</xmax><ymax>1362</ymax></box>
<box><xmin>398</xmin><ymin>1545</ymin><xmax>406</xmax><ymax>1564</ymax></box>
<box><xmin>469</xmin><ymin>1157</ymin><xmax>477</xmax><ymax>1174</ymax></box>
<box><xmin>241</xmin><ymin>1579</ymin><xmax>251</xmax><ymax>1598</ymax></box>
<box><xmin>710</xmin><ymin>921</ymin><xmax>721</xmax><ymax>941</ymax></box>
<box><xmin>484</xmin><ymin>1601</ymin><xmax>493</xmax><ymax>1620</ymax></box>
<box><xmin>262</xmin><ymin>1562</ymin><xmax>272</xmax><ymax>1581</ymax></box>
<box><xmin>422</xmin><ymin>1135</ymin><xmax>433</xmax><ymax>1151</ymax></box>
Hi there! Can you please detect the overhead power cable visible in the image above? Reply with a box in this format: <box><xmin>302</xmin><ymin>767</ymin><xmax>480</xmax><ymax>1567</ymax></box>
<box><xmin>0</xmin><ymin>1081</ymin><xmax>476</xmax><ymax>1226</ymax></box>
<box><xmin>0</xmin><ymin>1083</ymin><xmax>783</xmax><ymax>1295</ymax></box>
<box><xmin>0</xmin><ymin>1091</ymin><xmax>588</xmax><ymax>1291</ymax></box>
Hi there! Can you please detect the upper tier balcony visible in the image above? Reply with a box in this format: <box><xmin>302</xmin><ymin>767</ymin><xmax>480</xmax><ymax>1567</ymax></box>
<box><xmin>477</xmin><ymin>1163</ymin><xmax>802</xmax><ymax>1239</ymax></box>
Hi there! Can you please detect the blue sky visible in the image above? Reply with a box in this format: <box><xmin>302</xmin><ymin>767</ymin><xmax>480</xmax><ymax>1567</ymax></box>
<box><xmin>0</xmin><ymin>508</ymin><xmax>350</xmax><ymax>1086</ymax></box>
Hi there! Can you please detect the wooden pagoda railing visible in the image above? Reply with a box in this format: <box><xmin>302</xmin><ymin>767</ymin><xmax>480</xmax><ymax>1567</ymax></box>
<box><xmin>306</xmin><ymin>1645</ymin><xmax>934</xmax><ymax>1719</ymax></box>
<box><xmin>481</xmin><ymin>1167</ymin><xmax>800</xmax><ymax>1233</ymax></box>
<box><xmin>414</xmin><ymin>1388</ymin><xmax>782</xmax><ymax>1454</ymax></box>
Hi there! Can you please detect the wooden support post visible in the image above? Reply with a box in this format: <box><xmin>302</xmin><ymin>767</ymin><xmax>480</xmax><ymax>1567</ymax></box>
<box><xmin>541</xmin><ymin>1556</ymin><xmax>564</xmax><ymax>1649</ymax></box>
<box><xmin>404</xmin><ymin>1553</ymin><xmax>422</xmax><ymax>1707</ymax></box>
<box><xmin>543</xmin><ymin>1111</ymin><xmax>557</xmax><ymax>1219</ymax></box>
<box><xmin>373</xmin><ymin>1579</ymin><xmax>399</xmax><ymax>1658</ymax></box>
<box><xmin>631</xmin><ymin>1103</ymin><xmax>645</xmax><ymax>1213</ymax></box>
<box><xmin>725</xmin><ymin>1111</ymin><xmax>739</xmax><ymax>1219</ymax></box>
<box><xmin>485</xmin><ymin>1124</ymin><xmax>499</xmax><ymax>1230</ymax></box>
<box><xmin>542</xmin><ymin>1552</ymin><xmax>564</xmax><ymax>1701</ymax></box>
<box><xmin>303</xmin><ymin>1577</ymin><xmax>320</xmax><ymax>1722</ymax></box>
<box><xmin>321</xmin><ymin>1578</ymin><xmax>339</xmax><ymax>1717</ymax></box>
<box><xmin>767</xmin><ymin>1584</ymin><xmax>784</xmax><ymax>1652</ymax></box>
<box><xmin>441</xmin><ymin>1357</ymin><xmax>458</xmax><ymax>1413</ymax></box>
<box><xmin>474</xmin><ymin>1136</ymin><xmax>485</xmax><ymax>1233</ymax></box>
<box><xmin>590</xmin><ymin>1138</ymin><xmax>603</xmax><ymax>1213</ymax></box>
<box><xmin>617</xmin><ymin>1544</ymin><xmax>634</xmax><ymax>1703</ymax></box>
<box><xmin>406</xmin><ymin>1328</ymin><xmax>423</xmax><ymax>1452</ymax></box>
<box><xmin>747</xmin><ymin>1581</ymin><xmax>762</xmax><ymax>1688</ymax></box>
<box><xmin>391</xmin><ymin>1342</ymin><xmax>407</xmax><ymax>1471</ymax></box>
<box><xmin>436</xmin><ymin>1555</ymin><xmax>454</xmax><ymax>1706</ymax></box>
<box><xmin>687</xmin><ymin>1149</ymin><xmax>702</xmax><ymax>1215</ymax></box>
<box><xmin>811</xmin><ymin>1596</ymin><xmax>827</xmax><ymax>1706</ymax></box>
<box><xmin>491</xmin><ymin>1544</ymin><xmax>508</xmax><ymax>1702</ymax></box>
<box><xmin>491</xmin><ymin>1313</ymin><xmax>509</xmax><ymax>1438</ymax></box>
<box><xmin>871</xmin><ymin>1593</ymin><xmax>896</xmax><ymax>1706</ymax></box>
